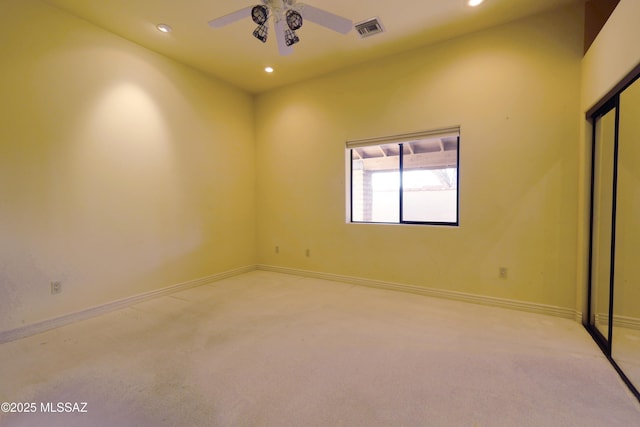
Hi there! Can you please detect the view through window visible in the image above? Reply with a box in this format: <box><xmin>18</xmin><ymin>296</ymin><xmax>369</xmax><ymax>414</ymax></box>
<box><xmin>348</xmin><ymin>128</ymin><xmax>459</xmax><ymax>225</ymax></box>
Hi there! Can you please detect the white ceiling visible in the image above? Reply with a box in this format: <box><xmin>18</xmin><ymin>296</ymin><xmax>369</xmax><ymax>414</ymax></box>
<box><xmin>43</xmin><ymin>0</ymin><xmax>580</xmax><ymax>93</ymax></box>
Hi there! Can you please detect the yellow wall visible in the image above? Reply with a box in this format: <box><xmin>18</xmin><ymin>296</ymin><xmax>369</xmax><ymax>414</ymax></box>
<box><xmin>0</xmin><ymin>1</ymin><xmax>594</xmax><ymax>334</ymax></box>
<box><xmin>0</xmin><ymin>0</ymin><xmax>256</xmax><ymax>331</ymax></box>
<box><xmin>255</xmin><ymin>5</ymin><xmax>583</xmax><ymax>310</ymax></box>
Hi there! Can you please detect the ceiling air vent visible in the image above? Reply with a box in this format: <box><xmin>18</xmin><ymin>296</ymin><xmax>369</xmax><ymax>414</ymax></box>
<box><xmin>355</xmin><ymin>17</ymin><xmax>384</xmax><ymax>38</ymax></box>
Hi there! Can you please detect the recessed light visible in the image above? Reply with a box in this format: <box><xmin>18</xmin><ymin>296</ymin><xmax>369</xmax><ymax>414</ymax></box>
<box><xmin>156</xmin><ymin>24</ymin><xmax>172</xmax><ymax>33</ymax></box>
<box><xmin>468</xmin><ymin>0</ymin><xmax>484</xmax><ymax>6</ymax></box>
<box><xmin>265</xmin><ymin>67</ymin><xmax>274</xmax><ymax>73</ymax></box>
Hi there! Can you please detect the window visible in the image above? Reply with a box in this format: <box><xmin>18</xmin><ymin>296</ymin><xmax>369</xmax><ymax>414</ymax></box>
<box><xmin>347</xmin><ymin>127</ymin><xmax>459</xmax><ymax>226</ymax></box>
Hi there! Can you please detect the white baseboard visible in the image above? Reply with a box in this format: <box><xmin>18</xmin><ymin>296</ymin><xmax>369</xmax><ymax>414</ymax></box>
<box><xmin>0</xmin><ymin>265</ymin><xmax>256</xmax><ymax>344</ymax></box>
<box><xmin>595</xmin><ymin>313</ymin><xmax>640</xmax><ymax>330</ymax></box>
<box><xmin>1</xmin><ymin>264</ymin><xmax>584</xmax><ymax>344</ymax></box>
<box><xmin>258</xmin><ymin>264</ymin><xmax>579</xmax><ymax>320</ymax></box>
<box><xmin>614</xmin><ymin>315</ymin><xmax>640</xmax><ymax>330</ymax></box>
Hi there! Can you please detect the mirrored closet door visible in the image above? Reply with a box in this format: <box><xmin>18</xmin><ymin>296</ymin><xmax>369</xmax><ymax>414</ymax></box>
<box><xmin>611</xmin><ymin>76</ymin><xmax>640</xmax><ymax>390</ymax></box>
<box><xmin>588</xmin><ymin>70</ymin><xmax>640</xmax><ymax>401</ymax></box>
<box><xmin>590</xmin><ymin>102</ymin><xmax>617</xmax><ymax>344</ymax></box>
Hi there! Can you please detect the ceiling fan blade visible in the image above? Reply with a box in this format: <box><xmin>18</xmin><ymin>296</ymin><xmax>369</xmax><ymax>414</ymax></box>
<box><xmin>275</xmin><ymin>19</ymin><xmax>294</xmax><ymax>56</ymax></box>
<box><xmin>208</xmin><ymin>6</ymin><xmax>253</xmax><ymax>28</ymax></box>
<box><xmin>297</xmin><ymin>4</ymin><xmax>352</xmax><ymax>34</ymax></box>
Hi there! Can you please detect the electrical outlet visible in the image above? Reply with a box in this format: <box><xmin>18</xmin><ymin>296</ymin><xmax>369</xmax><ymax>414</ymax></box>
<box><xmin>51</xmin><ymin>281</ymin><xmax>62</xmax><ymax>295</ymax></box>
<box><xmin>499</xmin><ymin>267</ymin><xmax>508</xmax><ymax>279</ymax></box>
<box><xmin>306</xmin><ymin>249</ymin><xmax>310</xmax><ymax>257</ymax></box>
<box><xmin>275</xmin><ymin>246</ymin><xmax>279</xmax><ymax>254</ymax></box>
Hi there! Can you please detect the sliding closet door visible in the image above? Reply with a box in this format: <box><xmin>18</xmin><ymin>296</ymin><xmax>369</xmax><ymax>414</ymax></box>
<box><xmin>587</xmin><ymin>66</ymin><xmax>640</xmax><ymax>402</ymax></box>
<box><xmin>611</xmin><ymin>77</ymin><xmax>640</xmax><ymax>387</ymax></box>
<box><xmin>590</xmin><ymin>104</ymin><xmax>617</xmax><ymax>344</ymax></box>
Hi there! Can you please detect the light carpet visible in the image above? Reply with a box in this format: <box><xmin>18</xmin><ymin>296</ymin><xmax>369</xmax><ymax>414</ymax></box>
<box><xmin>1</xmin><ymin>270</ymin><xmax>639</xmax><ymax>426</ymax></box>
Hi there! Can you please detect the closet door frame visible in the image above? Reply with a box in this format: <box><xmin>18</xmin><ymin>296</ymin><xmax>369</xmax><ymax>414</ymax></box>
<box><xmin>587</xmin><ymin>97</ymin><xmax>618</xmax><ymax>353</ymax></box>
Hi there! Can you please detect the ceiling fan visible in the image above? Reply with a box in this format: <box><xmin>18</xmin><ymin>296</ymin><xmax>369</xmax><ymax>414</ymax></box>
<box><xmin>208</xmin><ymin>0</ymin><xmax>353</xmax><ymax>56</ymax></box>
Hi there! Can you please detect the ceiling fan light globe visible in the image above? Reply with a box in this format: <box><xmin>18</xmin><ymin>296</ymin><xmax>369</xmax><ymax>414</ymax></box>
<box><xmin>251</xmin><ymin>5</ymin><xmax>269</xmax><ymax>25</ymax></box>
<box><xmin>284</xmin><ymin>29</ymin><xmax>299</xmax><ymax>46</ymax></box>
<box><xmin>253</xmin><ymin>24</ymin><xmax>268</xmax><ymax>43</ymax></box>
<box><xmin>286</xmin><ymin>10</ymin><xmax>303</xmax><ymax>31</ymax></box>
